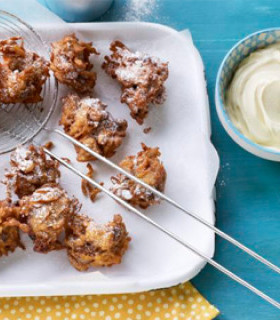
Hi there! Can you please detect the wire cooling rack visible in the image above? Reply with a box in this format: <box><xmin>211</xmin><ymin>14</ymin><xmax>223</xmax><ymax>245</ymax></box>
<box><xmin>0</xmin><ymin>10</ymin><xmax>57</xmax><ymax>154</ymax></box>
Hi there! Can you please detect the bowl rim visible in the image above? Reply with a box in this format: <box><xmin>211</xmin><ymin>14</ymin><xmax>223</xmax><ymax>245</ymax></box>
<box><xmin>215</xmin><ymin>27</ymin><xmax>280</xmax><ymax>157</ymax></box>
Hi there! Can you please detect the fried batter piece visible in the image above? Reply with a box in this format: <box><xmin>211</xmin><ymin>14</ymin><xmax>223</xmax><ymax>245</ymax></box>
<box><xmin>65</xmin><ymin>213</ymin><xmax>130</xmax><ymax>271</ymax></box>
<box><xmin>4</xmin><ymin>145</ymin><xmax>60</xmax><ymax>199</ymax></box>
<box><xmin>50</xmin><ymin>34</ymin><xmax>99</xmax><ymax>93</ymax></box>
<box><xmin>0</xmin><ymin>37</ymin><xmax>49</xmax><ymax>104</ymax></box>
<box><xmin>0</xmin><ymin>199</ymin><xmax>27</xmax><ymax>257</ymax></box>
<box><xmin>102</xmin><ymin>40</ymin><xmax>169</xmax><ymax>124</ymax></box>
<box><xmin>19</xmin><ymin>183</ymin><xmax>77</xmax><ymax>253</ymax></box>
<box><xmin>81</xmin><ymin>163</ymin><xmax>104</xmax><ymax>202</ymax></box>
<box><xmin>60</xmin><ymin>94</ymin><xmax>128</xmax><ymax>162</ymax></box>
<box><xmin>111</xmin><ymin>143</ymin><xmax>166</xmax><ymax>209</ymax></box>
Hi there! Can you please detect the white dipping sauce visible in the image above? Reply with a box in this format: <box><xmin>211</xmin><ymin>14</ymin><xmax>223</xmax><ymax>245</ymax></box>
<box><xmin>226</xmin><ymin>43</ymin><xmax>280</xmax><ymax>149</ymax></box>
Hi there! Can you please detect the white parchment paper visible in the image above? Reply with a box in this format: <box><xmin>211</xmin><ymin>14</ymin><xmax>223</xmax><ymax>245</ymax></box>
<box><xmin>0</xmin><ymin>10</ymin><xmax>220</xmax><ymax>296</ymax></box>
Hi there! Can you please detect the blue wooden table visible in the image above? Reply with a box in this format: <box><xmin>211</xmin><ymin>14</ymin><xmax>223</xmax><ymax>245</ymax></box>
<box><xmin>3</xmin><ymin>0</ymin><xmax>280</xmax><ymax>318</ymax></box>
<box><xmin>98</xmin><ymin>1</ymin><xmax>280</xmax><ymax>319</ymax></box>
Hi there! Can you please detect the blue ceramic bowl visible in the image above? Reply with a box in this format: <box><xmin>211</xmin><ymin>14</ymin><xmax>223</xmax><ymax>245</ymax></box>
<box><xmin>215</xmin><ymin>28</ymin><xmax>280</xmax><ymax>161</ymax></box>
<box><xmin>38</xmin><ymin>0</ymin><xmax>113</xmax><ymax>22</ymax></box>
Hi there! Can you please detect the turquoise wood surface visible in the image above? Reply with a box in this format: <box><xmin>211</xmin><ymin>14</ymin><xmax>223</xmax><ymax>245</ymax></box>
<box><xmin>97</xmin><ymin>1</ymin><xmax>280</xmax><ymax>319</ymax></box>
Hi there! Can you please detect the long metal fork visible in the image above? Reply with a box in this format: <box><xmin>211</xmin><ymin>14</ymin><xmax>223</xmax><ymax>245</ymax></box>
<box><xmin>40</xmin><ymin>128</ymin><xmax>280</xmax><ymax>310</ymax></box>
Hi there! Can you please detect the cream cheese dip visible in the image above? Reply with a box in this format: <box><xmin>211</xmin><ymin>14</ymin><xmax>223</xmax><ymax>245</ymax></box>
<box><xmin>226</xmin><ymin>43</ymin><xmax>280</xmax><ymax>149</ymax></box>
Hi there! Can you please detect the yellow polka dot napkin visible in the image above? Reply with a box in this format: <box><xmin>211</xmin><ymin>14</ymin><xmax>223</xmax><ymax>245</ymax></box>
<box><xmin>0</xmin><ymin>282</ymin><xmax>219</xmax><ymax>320</ymax></box>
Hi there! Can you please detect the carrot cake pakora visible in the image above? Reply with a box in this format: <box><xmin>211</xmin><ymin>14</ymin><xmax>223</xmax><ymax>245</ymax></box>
<box><xmin>4</xmin><ymin>145</ymin><xmax>60</xmax><ymax>199</ymax></box>
<box><xmin>65</xmin><ymin>213</ymin><xmax>130</xmax><ymax>271</ymax></box>
<box><xmin>0</xmin><ymin>199</ymin><xmax>27</xmax><ymax>257</ymax></box>
<box><xmin>19</xmin><ymin>183</ymin><xmax>77</xmax><ymax>253</ymax></box>
<box><xmin>60</xmin><ymin>94</ymin><xmax>128</xmax><ymax>162</ymax></box>
<box><xmin>50</xmin><ymin>34</ymin><xmax>99</xmax><ymax>93</ymax></box>
<box><xmin>0</xmin><ymin>36</ymin><xmax>49</xmax><ymax>104</ymax></box>
<box><xmin>111</xmin><ymin>143</ymin><xmax>167</xmax><ymax>209</ymax></box>
<box><xmin>102</xmin><ymin>40</ymin><xmax>169</xmax><ymax>124</ymax></box>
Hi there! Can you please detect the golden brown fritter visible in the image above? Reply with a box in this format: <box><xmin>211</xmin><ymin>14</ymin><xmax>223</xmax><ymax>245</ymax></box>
<box><xmin>5</xmin><ymin>145</ymin><xmax>60</xmax><ymax>199</ymax></box>
<box><xmin>102</xmin><ymin>40</ymin><xmax>169</xmax><ymax>124</ymax></box>
<box><xmin>19</xmin><ymin>183</ymin><xmax>77</xmax><ymax>253</ymax></box>
<box><xmin>65</xmin><ymin>213</ymin><xmax>130</xmax><ymax>271</ymax></box>
<box><xmin>60</xmin><ymin>94</ymin><xmax>128</xmax><ymax>162</ymax></box>
<box><xmin>0</xmin><ymin>36</ymin><xmax>49</xmax><ymax>104</ymax></box>
<box><xmin>0</xmin><ymin>199</ymin><xmax>27</xmax><ymax>257</ymax></box>
<box><xmin>50</xmin><ymin>33</ymin><xmax>99</xmax><ymax>93</ymax></box>
<box><xmin>111</xmin><ymin>143</ymin><xmax>166</xmax><ymax>209</ymax></box>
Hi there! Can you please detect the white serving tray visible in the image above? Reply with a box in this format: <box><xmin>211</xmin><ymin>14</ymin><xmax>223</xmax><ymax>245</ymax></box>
<box><xmin>0</xmin><ymin>21</ymin><xmax>219</xmax><ymax>297</ymax></box>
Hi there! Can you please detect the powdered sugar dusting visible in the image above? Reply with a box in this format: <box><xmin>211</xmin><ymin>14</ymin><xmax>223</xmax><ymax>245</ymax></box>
<box><xmin>12</xmin><ymin>146</ymin><xmax>33</xmax><ymax>172</ymax></box>
<box><xmin>116</xmin><ymin>60</ymin><xmax>145</xmax><ymax>83</ymax></box>
<box><xmin>30</xmin><ymin>186</ymin><xmax>63</xmax><ymax>203</ymax></box>
<box><xmin>80</xmin><ymin>97</ymin><xmax>105</xmax><ymax>110</ymax></box>
<box><xmin>114</xmin><ymin>48</ymin><xmax>162</xmax><ymax>85</ymax></box>
<box><xmin>124</xmin><ymin>0</ymin><xmax>157</xmax><ymax>21</ymax></box>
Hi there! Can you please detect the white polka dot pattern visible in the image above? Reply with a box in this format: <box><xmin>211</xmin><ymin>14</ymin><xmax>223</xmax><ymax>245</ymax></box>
<box><xmin>0</xmin><ymin>282</ymin><xmax>219</xmax><ymax>319</ymax></box>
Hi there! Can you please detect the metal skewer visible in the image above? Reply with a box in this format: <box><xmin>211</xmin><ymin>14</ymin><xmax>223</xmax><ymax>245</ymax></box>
<box><xmin>7</xmin><ymin>118</ymin><xmax>280</xmax><ymax>310</ymax></box>
<box><xmin>50</xmin><ymin>128</ymin><xmax>280</xmax><ymax>275</ymax></box>
<box><xmin>43</xmin><ymin>146</ymin><xmax>280</xmax><ymax>310</ymax></box>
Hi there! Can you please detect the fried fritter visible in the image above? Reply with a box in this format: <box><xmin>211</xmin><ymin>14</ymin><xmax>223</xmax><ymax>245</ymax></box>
<box><xmin>19</xmin><ymin>183</ymin><xmax>77</xmax><ymax>253</ymax></box>
<box><xmin>0</xmin><ymin>37</ymin><xmax>49</xmax><ymax>104</ymax></box>
<box><xmin>102</xmin><ymin>40</ymin><xmax>168</xmax><ymax>124</ymax></box>
<box><xmin>50</xmin><ymin>33</ymin><xmax>98</xmax><ymax>93</ymax></box>
<box><xmin>65</xmin><ymin>213</ymin><xmax>130</xmax><ymax>271</ymax></box>
<box><xmin>0</xmin><ymin>199</ymin><xmax>27</xmax><ymax>257</ymax></box>
<box><xmin>60</xmin><ymin>94</ymin><xmax>127</xmax><ymax>161</ymax></box>
<box><xmin>111</xmin><ymin>143</ymin><xmax>166</xmax><ymax>209</ymax></box>
<box><xmin>5</xmin><ymin>145</ymin><xmax>60</xmax><ymax>199</ymax></box>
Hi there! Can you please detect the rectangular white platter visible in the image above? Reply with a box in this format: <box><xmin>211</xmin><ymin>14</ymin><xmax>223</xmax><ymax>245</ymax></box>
<box><xmin>0</xmin><ymin>21</ymin><xmax>219</xmax><ymax>296</ymax></box>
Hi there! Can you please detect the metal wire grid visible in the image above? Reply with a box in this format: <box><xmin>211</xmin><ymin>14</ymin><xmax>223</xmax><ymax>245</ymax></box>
<box><xmin>0</xmin><ymin>10</ymin><xmax>58</xmax><ymax>154</ymax></box>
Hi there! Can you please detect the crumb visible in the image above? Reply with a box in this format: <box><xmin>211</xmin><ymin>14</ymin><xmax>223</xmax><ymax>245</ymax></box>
<box><xmin>61</xmin><ymin>157</ymin><xmax>71</xmax><ymax>164</ymax></box>
<box><xmin>143</xmin><ymin>127</ymin><xmax>151</xmax><ymax>134</ymax></box>
<box><xmin>43</xmin><ymin>141</ymin><xmax>54</xmax><ymax>150</ymax></box>
<box><xmin>81</xmin><ymin>163</ymin><xmax>103</xmax><ymax>202</ymax></box>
